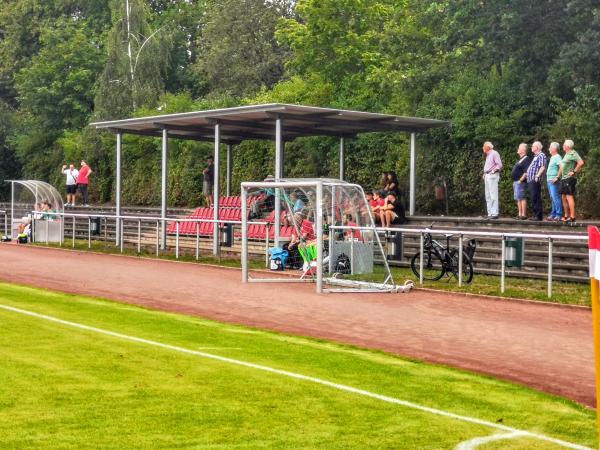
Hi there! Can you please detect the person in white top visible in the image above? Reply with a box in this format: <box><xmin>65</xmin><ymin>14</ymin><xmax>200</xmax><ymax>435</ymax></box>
<box><xmin>61</xmin><ymin>163</ymin><xmax>79</xmax><ymax>206</ymax></box>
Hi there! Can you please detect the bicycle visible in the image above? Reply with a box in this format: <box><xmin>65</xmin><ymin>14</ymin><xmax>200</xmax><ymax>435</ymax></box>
<box><xmin>410</xmin><ymin>231</ymin><xmax>476</xmax><ymax>283</ymax></box>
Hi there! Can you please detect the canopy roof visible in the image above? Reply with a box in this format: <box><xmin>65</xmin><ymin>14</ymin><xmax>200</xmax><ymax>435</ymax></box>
<box><xmin>6</xmin><ymin>180</ymin><xmax>64</xmax><ymax>212</ymax></box>
<box><xmin>90</xmin><ymin>103</ymin><xmax>449</xmax><ymax>144</ymax></box>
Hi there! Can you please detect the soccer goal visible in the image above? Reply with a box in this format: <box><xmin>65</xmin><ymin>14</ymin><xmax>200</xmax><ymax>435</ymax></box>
<box><xmin>241</xmin><ymin>178</ymin><xmax>413</xmax><ymax>294</ymax></box>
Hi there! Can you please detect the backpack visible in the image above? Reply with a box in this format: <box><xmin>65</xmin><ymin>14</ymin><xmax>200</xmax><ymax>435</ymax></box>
<box><xmin>335</xmin><ymin>253</ymin><xmax>351</xmax><ymax>274</ymax></box>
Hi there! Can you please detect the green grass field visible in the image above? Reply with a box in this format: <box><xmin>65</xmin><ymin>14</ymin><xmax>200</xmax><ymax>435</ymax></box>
<box><xmin>0</xmin><ymin>282</ymin><xmax>596</xmax><ymax>449</ymax></box>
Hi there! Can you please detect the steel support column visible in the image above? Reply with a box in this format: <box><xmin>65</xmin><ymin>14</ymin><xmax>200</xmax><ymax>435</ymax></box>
<box><xmin>409</xmin><ymin>132</ymin><xmax>417</xmax><ymax>216</ymax></box>
<box><xmin>161</xmin><ymin>129</ymin><xmax>168</xmax><ymax>249</ymax></box>
<box><xmin>213</xmin><ymin>123</ymin><xmax>221</xmax><ymax>255</ymax></box>
<box><xmin>339</xmin><ymin>137</ymin><xmax>345</xmax><ymax>180</ymax></box>
<box><xmin>274</xmin><ymin>117</ymin><xmax>283</xmax><ymax>247</ymax></box>
<box><xmin>115</xmin><ymin>132</ymin><xmax>122</xmax><ymax>245</ymax></box>
<box><xmin>226</xmin><ymin>144</ymin><xmax>233</xmax><ymax>197</ymax></box>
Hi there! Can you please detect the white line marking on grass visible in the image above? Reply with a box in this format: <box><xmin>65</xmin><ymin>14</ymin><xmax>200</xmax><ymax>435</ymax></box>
<box><xmin>0</xmin><ymin>303</ymin><xmax>591</xmax><ymax>450</ymax></box>
<box><xmin>455</xmin><ymin>431</ymin><xmax>527</xmax><ymax>449</ymax></box>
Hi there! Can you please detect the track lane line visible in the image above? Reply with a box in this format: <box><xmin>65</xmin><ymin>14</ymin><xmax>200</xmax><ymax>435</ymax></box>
<box><xmin>0</xmin><ymin>303</ymin><xmax>592</xmax><ymax>450</ymax></box>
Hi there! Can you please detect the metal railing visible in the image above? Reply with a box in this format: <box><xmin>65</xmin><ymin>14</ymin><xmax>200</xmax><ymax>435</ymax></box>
<box><xmin>330</xmin><ymin>224</ymin><xmax>588</xmax><ymax>298</ymax></box>
<box><xmin>0</xmin><ymin>210</ymin><xmax>7</xmax><ymax>236</ymax></box>
<box><xmin>29</xmin><ymin>211</ymin><xmax>273</xmax><ymax>263</ymax></box>
<box><xmin>17</xmin><ymin>208</ymin><xmax>590</xmax><ymax>299</ymax></box>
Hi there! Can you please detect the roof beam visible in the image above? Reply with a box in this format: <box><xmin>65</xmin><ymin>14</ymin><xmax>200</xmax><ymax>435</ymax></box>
<box><xmin>109</xmin><ymin>128</ymin><xmax>240</xmax><ymax>145</ymax></box>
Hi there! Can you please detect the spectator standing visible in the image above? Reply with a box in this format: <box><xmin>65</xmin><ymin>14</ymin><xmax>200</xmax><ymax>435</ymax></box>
<box><xmin>61</xmin><ymin>163</ymin><xmax>79</xmax><ymax>207</ymax></box>
<box><xmin>76</xmin><ymin>160</ymin><xmax>92</xmax><ymax>207</ymax></box>
<box><xmin>558</xmin><ymin>139</ymin><xmax>585</xmax><ymax>224</ymax></box>
<box><xmin>510</xmin><ymin>144</ymin><xmax>530</xmax><ymax>220</ymax></box>
<box><xmin>525</xmin><ymin>141</ymin><xmax>547</xmax><ymax>221</ymax></box>
<box><xmin>546</xmin><ymin>142</ymin><xmax>563</xmax><ymax>221</ymax></box>
<box><xmin>203</xmin><ymin>156</ymin><xmax>214</xmax><ymax>208</ymax></box>
<box><xmin>482</xmin><ymin>141</ymin><xmax>503</xmax><ymax>219</ymax></box>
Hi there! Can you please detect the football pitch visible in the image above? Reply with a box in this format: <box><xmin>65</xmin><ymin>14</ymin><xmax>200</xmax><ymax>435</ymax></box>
<box><xmin>0</xmin><ymin>282</ymin><xmax>595</xmax><ymax>449</ymax></box>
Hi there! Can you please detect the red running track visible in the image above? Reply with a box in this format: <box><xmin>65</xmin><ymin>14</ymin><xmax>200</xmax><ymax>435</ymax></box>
<box><xmin>0</xmin><ymin>244</ymin><xmax>594</xmax><ymax>407</ymax></box>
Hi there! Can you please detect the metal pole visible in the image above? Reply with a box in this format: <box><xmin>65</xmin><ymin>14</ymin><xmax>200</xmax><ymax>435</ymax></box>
<box><xmin>10</xmin><ymin>182</ymin><xmax>14</xmax><ymax>237</ymax></box>
<box><xmin>265</xmin><ymin>225</ymin><xmax>270</xmax><ymax>268</ymax></box>
<box><xmin>548</xmin><ymin>238</ymin><xmax>553</xmax><ymax>298</ymax></box>
<box><xmin>458</xmin><ymin>234</ymin><xmax>463</xmax><ymax>287</ymax></box>
<box><xmin>120</xmin><ymin>218</ymin><xmax>124</xmax><ymax>253</ymax></box>
<box><xmin>226</xmin><ymin>144</ymin><xmax>233</xmax><ymax>197</ymax></box>
<box><xmin>137</xmin><ymin>219</ymin><xmax>141</xmax><ymax>253</ymax></box>
<box><xmin>87</xmin><ymin>217</ymin><xmax>91</xmax><ymax>248</ymax></box>
<box><xmin>409</xmin><ymin>132</ymin><xmax>417</xmax><ymax>216</ymax></box>
<box><xmin>72</xmin><ymin>216</ymin><xmax>75</xmax><ymax>248</ymax></box>
<box><xmin>501</xmin><ymin>236</ymin><xmax>506</xmax><ymax>293</ymax></box>
<box><xmin>195</xmin><ymin>222</ymin><xmax>200</xmax><ymax>261</ymax></box>
<box><xmin>329</xmin><ymin>186</ymin><xmax>335</xmax><ymax>274</ymax></box>
<box><xmin>176</xmin><ymin>221</ymin><xmax>180</xmax><ymax>259</ymax></box>
<box><xmin>274</xmin><ymin>117</ymin><xmax>282</xmax><ymax>247</ymax></box>
<box><xmin>155</xmin><ymin>220</ymin><xmax>159</xmax><ymax>256</ymax></box>
<box><xmin>419</xmin><ymin>232</ymin><xmax>424</xmax><ymax>285</ymax></box>
<box><xmin>115</xmin><ymin>132</ymin><xmax>122</xmax><ymax>245</ymax></box>
<box><xmin>45</xmin><ymin>219</ymin><xmax>49</xmax><ymax>245</ymax></box>
<box><xmin>241</xmin><ymin>186</ymin><xmax>248</xmax><ymax>283</ymax></box>
<box><xmin>213</xmin><ymin>123</ymin><xmax>221</xmax><ymax>256</ymax></box>
<box><xmin>161</xmin><ymin>128</ymin><xmax>168</xmax><ymax>249</ymax></box>
<box><xmin>339</xmin><ymin>137</ymin><xmax>345</xmax><ymax>180</ymax></box>
<box><xmin>104</xmin><ymin>217</ymin><xmax>107</xmax><ymax>243</ymax></box>
<box><xmin>316</xmin><ymin>181</ymin><xmax>324</xmax><ymax>293</ymax></box>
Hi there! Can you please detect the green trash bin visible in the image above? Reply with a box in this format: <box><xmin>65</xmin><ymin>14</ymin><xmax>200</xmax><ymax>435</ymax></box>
<box><xmin>504</xmin><ymin>237</ymin><xmax>524</xmax><ymax>267</ymax></box>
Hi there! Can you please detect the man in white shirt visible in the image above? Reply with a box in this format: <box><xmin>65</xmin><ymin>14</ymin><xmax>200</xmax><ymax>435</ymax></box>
<box><xmin>61</xmin><ymin>163</ymin><xmax>79</xmax><ymax>207</ymax></box>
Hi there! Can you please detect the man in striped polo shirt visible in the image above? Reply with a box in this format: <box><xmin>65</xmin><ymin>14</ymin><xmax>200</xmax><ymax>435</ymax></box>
<box><xmin>525</xmin><ymin>141</ymin><xmax>547</xmax><ymax>221</ymax></box>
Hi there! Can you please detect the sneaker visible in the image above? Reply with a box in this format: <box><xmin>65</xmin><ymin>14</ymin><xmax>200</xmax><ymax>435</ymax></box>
<box><xmin>84</xmin><ymin>204</ymin><xmax>90</xmax><ymax>207</ymax></box>
<box><xmin>489</xmin><ymin>215</ymin><xmax>499</xmax><ymax>220</ymax></box>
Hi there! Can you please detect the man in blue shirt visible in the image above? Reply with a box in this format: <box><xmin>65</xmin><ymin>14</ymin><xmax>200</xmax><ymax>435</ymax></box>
<box><xmin>525</xmin><ymin>141</ymin><xmax>547</xmax><ymax>221</ymax></box>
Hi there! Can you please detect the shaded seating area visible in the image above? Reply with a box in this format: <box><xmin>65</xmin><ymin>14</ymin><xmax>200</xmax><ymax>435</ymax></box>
<box><xmin>166</xmin><ymin>195</ymin><xmax>264</xmax><ymax>236</ymax></box>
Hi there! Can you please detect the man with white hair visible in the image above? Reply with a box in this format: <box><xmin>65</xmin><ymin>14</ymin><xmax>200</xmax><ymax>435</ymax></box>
<box><xmin>525</xmin><ymin>141</ymin><xmax>547</xmax><ymax>221</ymax></box>
<box><xmin>482</xmin><ymin>141</ymin><xmax>503</xmax><ymax>219</ymax></box>
<box><xmin>546</xmin><ymin>142</ymin><xmax>563</xmax><ymax>221</ymax></box>
<box><xmin>558</xmin><ymin>139</ymin><xmax>585</xmax><ymax>224</ymax></box>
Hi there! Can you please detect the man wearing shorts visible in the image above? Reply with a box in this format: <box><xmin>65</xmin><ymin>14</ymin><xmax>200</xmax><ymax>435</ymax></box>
<box><xmin>202</xmin><ymin>156</ymin><xmax>214</xmax><ymax>208</ymax></box>
<box><xmin>61</xmin><ymin>163</ymin><xmax>79</xmax><ymax>207</ymax></box>
<box><xmin>558</xmin><ymin>139</ymin><xmax>584</xmax><ymax>223</ymax></box>
<box><xmin>510</xmin><ymin>143</ymin><xmax>530</xmax><ymax>220</ymax></box>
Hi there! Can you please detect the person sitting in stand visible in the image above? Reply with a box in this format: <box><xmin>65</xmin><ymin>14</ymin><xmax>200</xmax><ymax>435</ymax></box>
<box><xmin>370</xmin><ymin>190</ymin><xmax>385</xmax><ymax>223</ymax></box>
<box><xmin>343</xmin><ymin>214</ymin><xmax>361</xmax><ymax>239</ymax></box>
<box><xmin>379</xmin><ymin>192</ymin><xmax>406</xmax><ymax>228</ymax></box>
<box><xmin>384</xmin><ymin>171</ymin><xmax>401</xmax><ymax>197</ymax></box>
<box><xmin>290</xmin><ymin>191</ymin><xmax>305</xmax><ymax>213</ymax></box>
<box><xmin>286</xmin><ymin>212</ymin><xmax>315</xmax><ymax>269</ymax></box>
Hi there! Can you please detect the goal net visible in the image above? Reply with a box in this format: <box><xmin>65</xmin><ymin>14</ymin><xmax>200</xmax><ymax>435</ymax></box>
<box><xmin>240</xmin><ymin>178</ymin><xmax>412</xmax><ymax>294</ymax></box>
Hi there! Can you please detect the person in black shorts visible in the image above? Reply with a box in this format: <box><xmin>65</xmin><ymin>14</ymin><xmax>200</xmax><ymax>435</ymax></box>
<box><xmin>379</xmin><ymin>192</ymin><xmax>406</xmax><ymax>228</ymax></box>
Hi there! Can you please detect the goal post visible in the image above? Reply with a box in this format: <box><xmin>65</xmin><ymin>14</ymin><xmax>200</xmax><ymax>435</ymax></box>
<box><xmin>241</xmin><ymin>178</ymin><xmax>411</xmax><ymax>294</ymax></box>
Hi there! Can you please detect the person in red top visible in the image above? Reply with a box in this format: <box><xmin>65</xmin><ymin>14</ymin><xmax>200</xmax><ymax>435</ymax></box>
<box><xmin>76</xmin><ymin>160</ymin><xmax>93</xmax><ymax>206</ymax></box>
<box><xmin>370</xmin><ymin>190</ymin><xmax>385</xmax><ymax>223</ymax></box>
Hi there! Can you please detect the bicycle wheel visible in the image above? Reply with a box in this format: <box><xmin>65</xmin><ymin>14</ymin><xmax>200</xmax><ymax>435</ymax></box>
<box><xmin>411</xmin><ymin>248</ymin><xmax>445</xmax><ymax>281</ymax></box>
<box><xmin>449</xmin><ymin>250</ymin><xmax>474</xmax><ymax>284</ymax></box>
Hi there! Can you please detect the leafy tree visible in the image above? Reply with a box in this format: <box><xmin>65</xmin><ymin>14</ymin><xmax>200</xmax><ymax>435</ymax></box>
<box><xmin>95</xmin><ymin>0</ymin><xmax>172</xmax><ymax>119</ymax></box>
<box><xmin>193</xmin><ymin>0</ymin><xmax>292</xmax><ymax>98</ymax></box>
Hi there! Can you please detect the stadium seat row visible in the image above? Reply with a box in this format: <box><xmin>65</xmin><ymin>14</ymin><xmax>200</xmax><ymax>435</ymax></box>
<box><xmin>192</xmin><ymin>207</ymin><xmax>243</xmax><ymax>221</ymax></box>
<box><xmin>167</xmin><ymin>221</ymin><xmax>214</xmax><ymax>236</ymax></box>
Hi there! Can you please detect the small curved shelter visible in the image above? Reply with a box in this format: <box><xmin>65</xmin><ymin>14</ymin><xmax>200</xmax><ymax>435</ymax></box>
<box><xmin>7</xmin><ymin>180</ymin><xmax>64</xmax><ymax>242</ymax></box>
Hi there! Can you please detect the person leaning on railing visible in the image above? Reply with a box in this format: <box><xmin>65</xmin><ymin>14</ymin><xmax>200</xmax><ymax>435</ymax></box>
<box><xmin>557</xmin><ymin>139</ymin><xmax>584</xmax><ymax>224</ymax></box>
